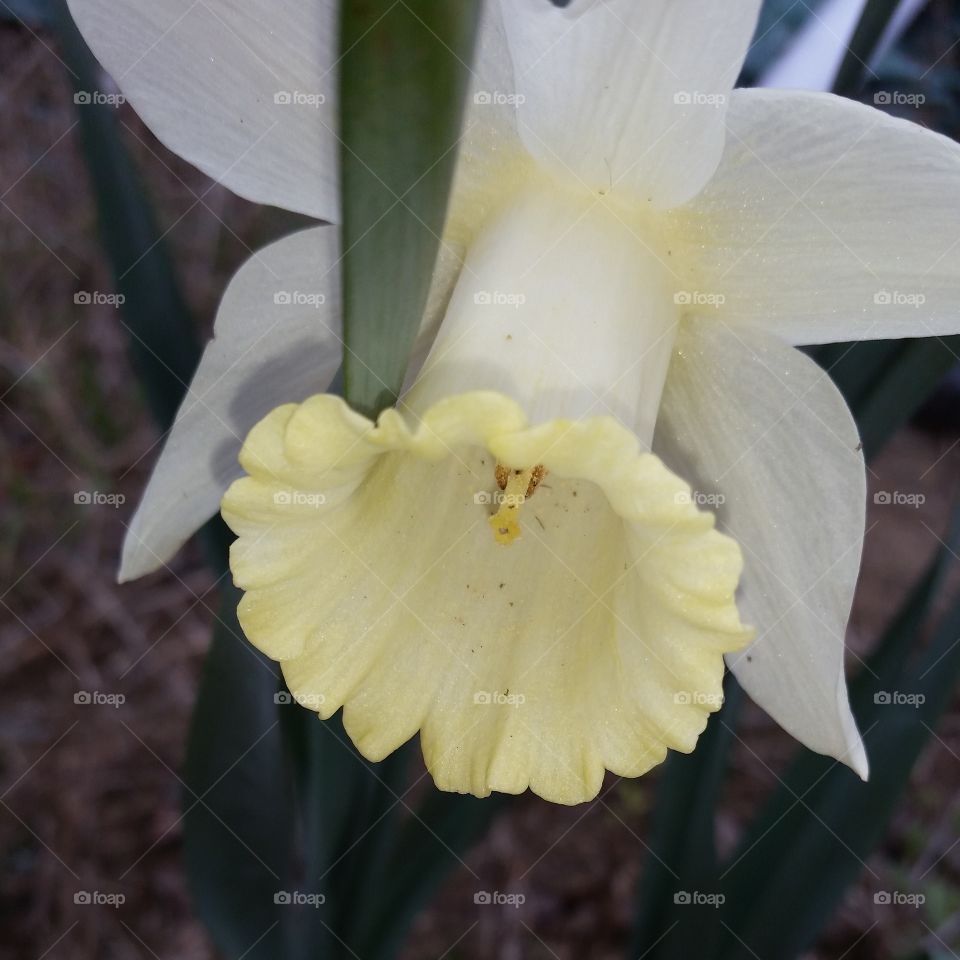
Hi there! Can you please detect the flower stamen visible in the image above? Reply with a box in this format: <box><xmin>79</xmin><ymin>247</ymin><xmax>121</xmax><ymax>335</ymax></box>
<box><xmin>489</xmin><ymin>463</ymin><xmax>546</xmax><ymax>545</ymax></box>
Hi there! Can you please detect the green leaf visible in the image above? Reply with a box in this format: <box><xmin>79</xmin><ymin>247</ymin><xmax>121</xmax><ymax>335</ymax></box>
<box><xmin>715</xmin><ymin>506</ymin><xmax>960</xmax><ymax>960</ymax></box>
<box><xmin>182</xmin><ymin>586</ymin><xmax>295</xmax><ymax>960</ymax></box>
<box><xmin>53</xmin><ymin>0</ymin><xmax>202</xmax><ymax>432</ymax></box>
<box><xmin>328</xmin><ymin>8</ymin><xmax>498</xmax><ymax>957</ymax></box>
<box><xmin>630</xmin><ymin>678</ymin><xmax>744</xmax><ymax>959</ymax></box>
<box><xmin>334</xmin><ymin>746</ymin><xmax>413</xmax><ymax>950</ymax></box>
<box><xmin>833</xmin><ymin>0</ymin><xmax>902</xmax><ymax>96</ymax></box>
<box><xmin>0</xmin><ymin>0</ymin><xmax>54</xmax><ymax>27</ymax></box>
<box><xmin>52</xmin><ymin>6</ymin><xmax>296</xmax><ymax>955</ymax></box>
<box><xmin>281</xmin><ymin>707</ymin><xmax>413</xmax><ymax>960</ymax></box>
<box><xmin>338</xmin><ymin>0</ymin><xmax>481</xmax><ymax>417</ymax></box>
<box><xmin>808</xmin><ymin>340</ymin><xmax>901</xmax><ymax>415</ymax></box>
<box><xmin>847</xmin><ymin>337</ymin><xmax>960</xmax><ymax>460</ymax></box>
<box><xmin>812</xmin><ymin>337</ymin><xmax>960</xmax><ymax>461</ymax></box>
<box><xmin>360</xmin><ymin>790</ymin><xmax>512</xmax><ymax>959</ymax></box>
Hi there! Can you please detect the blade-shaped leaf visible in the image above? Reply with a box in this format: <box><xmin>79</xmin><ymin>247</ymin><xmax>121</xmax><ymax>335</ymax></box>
<box><xmin>281</xmin><ymin>706</ymin><xmax>413</xmax><ymax>960</ymax></box>
<box><xmin>360</xmin><ymin>789</ymin><xmax>512</xmax><ymax>959</ymax></box>
<box><xmin>631</xmin><ymin>678</ymin><xmax>744</xmax><ymax>959</ymax></box>
<box><xmin>326</xmin><ymin>8</ymin><xmax>496</xmax><ymax>957</ymax></box>
<box><xmin>52</xmin><ymin>5</ymin><xmax>296</xmax><ymax>954</ymax></box>
<box><xmin>848</xmin><ymin>337</ymin><xmax>960</xmax><ymax>460</ymax></box>
<box><xmin>812</xmin><ymin>337</ymin><xmax>960</xmax><ymax>461</ymax></box>
<box><xmin>53</xmin><ymin>0</ymin><xmax>201</xmax><ymax>432</ymax></box>
<box><xmin>183</xmin><ymin>586</ymin><xmax>294</xmax><ymax>960</ymax></box>
<box><xmin>339</xmin><ymin>0</ymin><xmax>481</xmax><ymax>417</ymax></box>
<box><xmin>833</xmin><ymin>0</ymin><xmax>904</xmax><ymax>95</ymax></box>
<box><xmin>809</xmin><ymin>340</ymin><xmax>901</xmax><ymax>415</ymax></box>
<box><xmin>1</xmin><ymin>0</ymin><xmax>54</xmax><ymax>26</ymax></box>
<box><xmin>715</xmin><ymin>506</ymin><xmax>960</xmax><ymax>960</ymax></box>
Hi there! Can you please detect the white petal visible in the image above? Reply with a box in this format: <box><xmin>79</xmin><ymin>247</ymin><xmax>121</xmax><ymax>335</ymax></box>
<box><xmin>676</xmin><ymin>88</ymin><xmax>960</xmax><ymax>343</ymax></box>
<box><xmin>67</xmin><ymin>0</ymin><xmax>337</xmax><ymax>219</ymax></box>
<box><xmin>654</xmin><ymin>320</ymin><xmax>869</xmax><ymax>778</ymax></box>
<box><xmin>120</xmin><ymin>227</ymin><xmax>342</xmax><ymax>581</ymax></box>
<box><xmin>497</xmin><ymin>0</ymin><xmax>761</xmax><ymax>207</ymax></box>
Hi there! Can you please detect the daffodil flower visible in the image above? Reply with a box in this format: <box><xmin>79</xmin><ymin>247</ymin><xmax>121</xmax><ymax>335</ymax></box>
<box><xmin>71</xmin><ymin>0</ymin><xmax>960</xmax><ymax>802</ymax></box>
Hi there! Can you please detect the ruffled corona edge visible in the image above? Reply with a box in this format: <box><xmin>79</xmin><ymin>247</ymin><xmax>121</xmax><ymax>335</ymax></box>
<box><xmin>222</xmin><ymin>391</ymin><xmax>752</xmax><ymax>804</ymax></box>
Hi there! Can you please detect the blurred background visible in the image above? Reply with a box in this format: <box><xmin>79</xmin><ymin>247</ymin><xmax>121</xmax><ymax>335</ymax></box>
<box><xmin>2</xmin><ymin>0</ymin><xmax>960</xmax><ymax>958</ymax></box>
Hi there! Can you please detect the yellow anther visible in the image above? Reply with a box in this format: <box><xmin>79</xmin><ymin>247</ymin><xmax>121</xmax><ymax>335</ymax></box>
<box><xmin>488</xmin><ymin>464</ymin><xmax>545</xmax><ymax>545</ymax></box>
